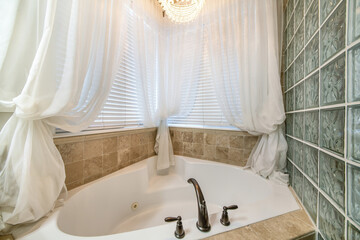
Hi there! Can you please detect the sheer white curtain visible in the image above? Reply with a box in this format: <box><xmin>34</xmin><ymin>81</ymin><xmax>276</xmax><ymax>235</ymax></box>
<box><xmin>134</xmin><ymin>3</ymin><xmax>203</xmax><ymax>171</ymax></box>
<box><xmin>0</xmin><ymin>0</ymin><xmax>127</xmax><ymax>231</ymax></box>
<box><xmin>204</xmin><ymin>0</ymin><xmax>287</xmax><ymax>183</ymax></box>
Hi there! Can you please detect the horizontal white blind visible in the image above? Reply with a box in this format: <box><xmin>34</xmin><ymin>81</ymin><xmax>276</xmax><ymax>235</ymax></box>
<box><xmin>168</xmin><ymin>36</ymin><xmax>229</xmax><ymax>127</ymax></box>
<box><xmin>89</xmin><ymin>10</ymin><xmax>143</xmax><ymax>130</ymax></box>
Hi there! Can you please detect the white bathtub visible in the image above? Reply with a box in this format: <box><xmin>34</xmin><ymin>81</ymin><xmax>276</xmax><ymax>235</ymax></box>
<box><xmin>19</xmin><ymin>156</ymin><xmax>299</xmax><ymax>240</ymax></box>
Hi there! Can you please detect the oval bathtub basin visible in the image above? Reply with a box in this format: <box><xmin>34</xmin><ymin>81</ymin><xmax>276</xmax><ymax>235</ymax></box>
<box><xmin>20</xmin><ymin>156</ymin><xmax>299</xmax><ymax>240</ymax></box>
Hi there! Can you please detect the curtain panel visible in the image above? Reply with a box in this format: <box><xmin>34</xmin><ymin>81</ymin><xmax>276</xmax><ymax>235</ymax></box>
<box><xmin>0</xmin><ymin>0</ymin><xmax>128</xmax><ymax>231</ymax></box>
<box><xmin>203</xmin><ymin>0</ymin><xmax>287</xmax><ymax>183</ymax></box>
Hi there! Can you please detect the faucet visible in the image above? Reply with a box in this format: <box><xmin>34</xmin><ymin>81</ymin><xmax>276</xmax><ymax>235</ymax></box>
<box><xmin>187</xmin><ymin>178</ymin><xmax>211</xmax><ymax>232</ymax></box>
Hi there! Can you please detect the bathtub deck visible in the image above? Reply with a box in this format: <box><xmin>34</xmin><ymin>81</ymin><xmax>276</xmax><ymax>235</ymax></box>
<box><xmin>204</xmin><ymin>188</ymin><xmax>315</xmax><ymax>240</ymax></box>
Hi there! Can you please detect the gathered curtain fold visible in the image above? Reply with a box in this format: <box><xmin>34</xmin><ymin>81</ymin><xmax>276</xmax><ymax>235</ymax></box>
<box><xmin>0</xmin><ymin>0</ymin><xmax>127</xmax><ymax>231</ymax></box>
<box><xmin>203</xmin><ymin>0</ymin><xmax>287</xmax><ymax>183</ymax></box>
<box><xmin>135</xmin><ymin>13</ymin><xmax>203</xmax><ymax>170</ymax></box>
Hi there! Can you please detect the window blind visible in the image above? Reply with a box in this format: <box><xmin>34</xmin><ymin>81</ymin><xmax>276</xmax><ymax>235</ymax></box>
<box><xmin>89</xmin><ymin>10</ymin><xmax>143</xmax><ymax>130</ymax></box>
<box><xmin>168</xmin><ymin>35</ymin><xmax>230</xmax><ymax>127</ymax></box>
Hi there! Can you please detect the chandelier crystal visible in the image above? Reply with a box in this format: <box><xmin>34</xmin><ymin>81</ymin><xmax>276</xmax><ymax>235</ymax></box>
<box><xmin>158</xmin><ymin>0</ymin><xmax>205</xmax><ymax>23</ymax></box>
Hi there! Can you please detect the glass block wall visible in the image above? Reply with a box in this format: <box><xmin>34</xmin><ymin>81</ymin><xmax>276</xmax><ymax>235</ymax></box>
<box><xmin>283</xmin><ymin>0</ymin><xmax>360</xmax><ymax>239</ymax></box>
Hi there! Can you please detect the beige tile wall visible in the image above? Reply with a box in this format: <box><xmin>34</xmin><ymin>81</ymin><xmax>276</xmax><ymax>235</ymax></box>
<box><xmin>54</xmin><ymin>128</ymin><xmax>157</xmax><ymax>190</ymax></box>
<box><xmin>54</xmin><ymin>127</ymin><xmax>259</xmax><ymax>190</ymax></box>
<box><xmin>169</xmin><ymin>127</ymin><xmax>259</xmax><ymax>167</ymax></box>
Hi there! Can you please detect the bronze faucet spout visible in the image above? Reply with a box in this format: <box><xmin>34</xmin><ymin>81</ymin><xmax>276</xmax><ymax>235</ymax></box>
<box><xmin>187</xmin><ymin>178</ymin><xmax>211</xmax><ymax>232</ymax></box>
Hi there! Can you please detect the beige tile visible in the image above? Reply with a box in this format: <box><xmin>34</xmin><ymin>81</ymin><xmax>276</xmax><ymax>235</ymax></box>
<box><xmin>216</xmin><ymin>134</ymin><xmax>230</xmax><ymax>147</ymax></box>
<box><xmin>118</xmin><ymin>147</ymin><xmax>130</xmax><ymax>164</ymax></box>
<box><xmin>66</xmin><ymin>179</ymin><xmax>83</xmax><ymax>190</ymax></box>
<box><xmin>229</xmin><ymin>148</ymin><xmax>243</xmax><ymax>163</ymax></box>
<box><xmin>139</xmin><ymin>144</ymin><xmax>148</xmax><ymax>160</ymax></box>
<box><xmin>83</xmin><ymin>156</ymin><xmax>102</xmax><ymax>178</ymax></box>
<box><xmin>84</xmin><ymin>173</ymin><xmax>102</xmax><ymax>184</ymax></box>
<box><xmin>148</xmin><ymin>141</ymin><xmax>156</xmax><ymax>157</ymax></box>
<box><xmin>102</xmin><ymin>166</ymin><xmax>118</xmax><ymax>176</ymax></box>
<box><xmin>83</xmin><ymin>139</ymin><xmax>102</xmax><ymax>159</ymax></box>
<box><xmin>118</xmin><ymin>150</ymin><xmax>130</xmax><ymax>169</ymax></box>
<box><xmin>183</xmin><ymin>142</ymin><xmax>193</xmax><ymax>156</ymax></box>
<box><xmin>64</xmin><ymin>161</ymin><xmax>83</xmax><ymax>184</ymax></box>
<box><xmin>103</xmin><ymin>137</ymin><xmax>117</xmax><ymax>154</ymax></box>
<box><xmin>103</xmin><ymin>152</ymin><xmax>117</xmax><ymax>170</ymax></box>
<box><xmin>193</xmin><ymin>132</ymin><xmax>204</xmax><ymax>143</ymax></box>
<box><xmin>204</xmin><ymin>145</ymin><xmax>216</xmax><ymax>160</ymax></box>
<box><xmin>205</xmin><ymin>133</ymin><xmax>216</xmax><ymax>145</ymax></box>
<box><xmin>139</xmin><ymin>132</ymin><xmax>149</xmax><ymax>145</ymax></box>
<box><xmin>173</xmin><ymin>141</ymin><xmax>183</xmax><ymax>155</ymax></box>
<box><xmin>244</xmin><ymin>136</ymin><xmax>259</xmax><ymax>149</ymax></box>
<box><xmin>118</xmin><ymin>135</ymin><xmax>131</xmax><ymax>149</ymax></box>
<box><xmin>129</xmin><ymin>146</ymin><xmax>141</xmax><ymax>161</ymax></box>
<box><xmin>131</xmin><ymin>134</ymin><xmax>141</xmax><ymax>146</ymax></box>
<box><xmin>56</xmin><ymin>142</ymin><xmax>83</xmax><ymax>164</ymax></box>
<box><xmin>216</xmin><ymin>147</ymin><xmax>229</xmax><ymax>159</ymax></box>
<box><xmin>182</xmin><ymin>131</ymin><xmax>193</xmax><ymax>143</ymax></box>
<box><xmin>173</xmin><ymin>130</ymin><xmax>182</xmax><ymax>142</ymax></box>
<box><xmin>229</xmin><ymin>136</ymin><xmax>244</xmax><ymax>149</ymax></box>
<box><xmin>193</xmin><ymin>143</ymin><xmax>204</xmax><ymax>155</ymax></box>
<box><xmin>243</xmin><ymin>149</ymin><xmax>252</xmax><ymax>159</ymax></box>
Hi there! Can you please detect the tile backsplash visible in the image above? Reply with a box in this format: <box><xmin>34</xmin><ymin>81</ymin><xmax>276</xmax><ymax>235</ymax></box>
<box><xmin>55</xmin><ymin>127</ymin><xmax>258</xmax><ymax>190</ymax></box>
<box><xmin>54</xmin><ymin>128</ymin><xmax>157</xmax><ymax>190</ymax></box>
<box><xmin>169</xmin><ymin>127</ymin><xmax>259</xmax><ymax>167</ymax></box>
<box><xmin>283</xmin><ymin>0</ymin><xmax>360</xmax><ymax>239</ymax></box>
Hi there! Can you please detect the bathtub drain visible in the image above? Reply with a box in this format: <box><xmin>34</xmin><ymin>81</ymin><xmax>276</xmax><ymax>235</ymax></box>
<box><xmin>131</xmin><ymin>202</ymin><xmax>139</xmax><ymax>210</ymax></box>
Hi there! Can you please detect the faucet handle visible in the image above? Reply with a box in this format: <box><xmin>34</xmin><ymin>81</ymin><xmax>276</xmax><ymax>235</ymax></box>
<box><xmin>220</xmin><ymin>205</ymin><xmax>238</xmax><ymax>226</ymax></box>
<box><xmin>164</xmin><ymin>216</ymin><xmax>185</xmax><ymax>239</ymax></box>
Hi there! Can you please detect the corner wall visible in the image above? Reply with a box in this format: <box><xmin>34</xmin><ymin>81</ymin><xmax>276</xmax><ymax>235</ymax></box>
<box><xmin>283</xmin><ymin>0</ymin><xmax>360</xmax><ymax>239</ymax></box>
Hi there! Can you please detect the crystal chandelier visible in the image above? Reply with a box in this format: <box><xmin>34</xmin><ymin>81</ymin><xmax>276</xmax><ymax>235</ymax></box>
<box><xmin>158</xmin><ymin>0</ymin><xmax>205</xmax><ymax>23</ymax></box>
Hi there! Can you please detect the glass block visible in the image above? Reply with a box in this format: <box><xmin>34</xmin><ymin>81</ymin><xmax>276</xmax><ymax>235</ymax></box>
<box><xmin>320</xmin><ymin>0</ymin><xmax>342</xmax><ymax>23</ymax></box>
<box><xmin>286</xmin><ymin>159</ymin><xmax>294</xmax><ymax>186</ymax></box>
<box><xmin>303</xmin><ymin>177</ymin><xmax>318</xmax><ymax>223</ymax></box>
<box><xmin>287</xmin><ymin>137</ymin><xmax>295</xmax><ymax>159</ymax></box>
<box><xmin>288</xmin><ymin>40</ymin><xmax>295</xmax><ymax>65</ymax></box>
<box><xmin>295</xmin><ymin>82</ymin><xmax>304</xmax><ymax>110</ymax></box>
<box><xmin>320</xmin><ymin>54</ymin><xmax>345</xmax><ymax>106</ymax></box>
<box><xmin>287</xmin><ymin>0</ymin><xmax>295</xmax><ymax>22</ymax></box>
<box><xmin>295</xmin><ymin>21</ymin><xmax>304</xmax><ymax>57</ymax></box>
<box><xmin>305</xmin><ymin>72</ymin><xmax>319</xmax><ymax>108</ymax></box>
<box><xmin>293</xmin><ymin>140</ymin><xmax>303</xmax><ymax>169</ymax></box>
<box><xmin>288</xmin><ymin>63</ymin><xmax>295</xmax><ymax>89</ymax></box>
<box><xmin>319</xmin><ymin>194</ymin><xmax>345</xmax><ymax>240</ymax></box>
<box><xmin>320</xmin><ymin>108</ymin><xmax>345</xmax><ymax>155</ymax></box>
<box><xmin>287</xmin><ymin>15</ymin><xmax>295</xmax><ymax>45</ymax></box>
<box><xmin>286</xmin><ymin>89</ymin><xmax>294</xmax><ymax>112</ymax></box>
<box><xmin>348</xmin><ymin>164</ymin><xmax>360</xmax><ymax>226</ymax></box>
<box><xmin>295</xmin><ymin>51</ymin><xmax>304</xmax><ymax>83</ymax></box>
<box><xmin>305</xmin><ymin>0</ymin><xmax>314</xmax><ymax>11</ymax></box>
<box><xmin>286</xmin><ymin>114</ymin><xmax>294</xmax><ymax>136</ymax></box>
<box><xmin>304</xmin><ymin>110</ymin><xmax>319</xmax><ymax>145</ymax></box>
<box><xmin>305</xmin><ymin>32</ymin><xmax>319</xmax><ymax>76</ymax></box>
<box><xmin>304</xmin><ymin>144</ymin><xmax>318</xmax><ymax>183</ymax></box>
<box><xmin>293</xmin><ymin>167</ymin><xmax>304</xmax><ymax>200</ymax></box>
<box><xmin>348</xmin><ymin>0</ymin><xmax>360</xmax><ymax>43</ymax></box>
<box><xmin>348</xmin><ymin>43</ymin><xmax>360</xmax><ymax>102</ymax></box>
<box><xmin>294</xmin><ymin>112</ymin><xmax>304</xmax><ymax>139</ymax></box>
<box><xmin>319</xmin><ymin>152</ymin><xmax>345</xmax><ymax>209</ymax></box>
<box><xmin>348</xmin><ymin>106</ymin><xmax>360</xmax><ymax>163</ymax></box>
<box><xmin>348</xmin><ymin>222</ymin><xmax>360</xmax><ymax>240</ymax></box>
<box><xmin>320</xmin><ymin>1</ymin><xmax>346</xmax><ymax>64</ymax></box>
<box><xmin>305</xmin><ymin>0</ymin><xmax>319</xmax><ymax>43</ymax></box>
<box><xmin>294</xmin><ymin>0</ymin><xmax>304</xmax><ymax>31</ymax></box>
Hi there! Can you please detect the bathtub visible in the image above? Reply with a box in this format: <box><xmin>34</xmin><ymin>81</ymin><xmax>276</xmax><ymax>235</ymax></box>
<box><xmin>19</xmin><ymin>156</ymin><xmax>299</xmax><ymax>240</ymax></box>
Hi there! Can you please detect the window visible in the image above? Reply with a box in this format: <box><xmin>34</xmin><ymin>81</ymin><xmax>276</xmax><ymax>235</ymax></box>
<box><xmin>168</xmin><ymin>34</ymin><xmax>230</xmax><ymax>128</ymax></box>
<box><xmin>88</xmin><ymin>10</ymin><xmax>143</xmax><ymax>130</ymax></box>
